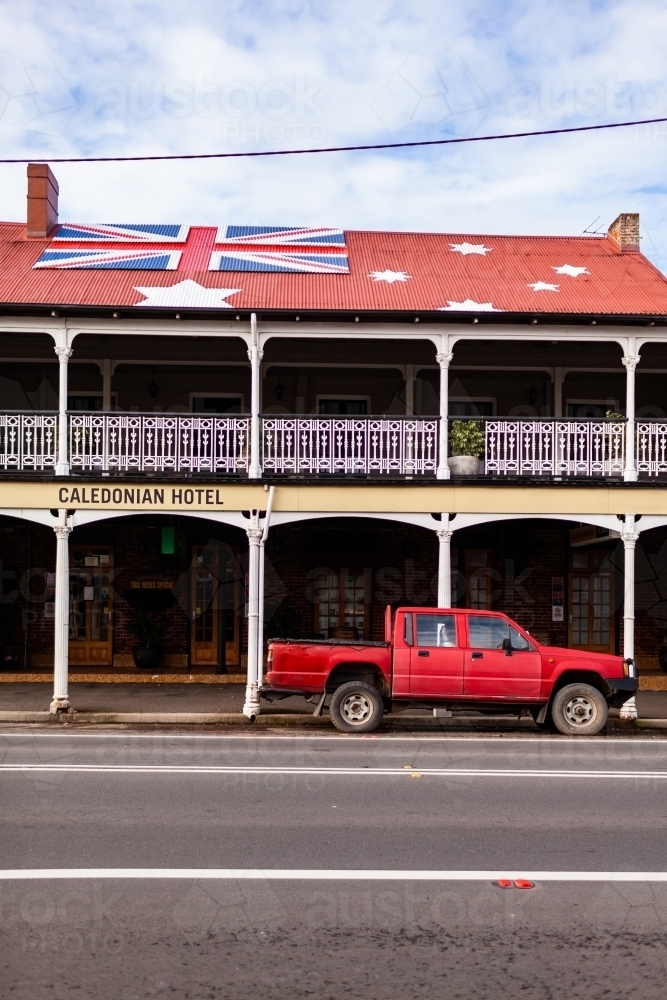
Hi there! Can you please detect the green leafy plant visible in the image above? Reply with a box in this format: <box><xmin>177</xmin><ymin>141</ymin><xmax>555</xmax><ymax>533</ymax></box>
<box><xmin>125</xmin><ymin>608</ymin><xmax>164</xmax><ymax>648</ymax></box>
<box><xmin>449</xmin><ymin>419</ymin><xmax>485</xmax><ymax>458</ymax></box>
<box><xmin>605</xmin><ymin>410</ymin><xmax>624</xmax><ymax>420</ymax></box>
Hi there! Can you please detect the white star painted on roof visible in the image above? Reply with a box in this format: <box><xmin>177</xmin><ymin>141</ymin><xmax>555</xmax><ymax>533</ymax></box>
<box><xmin>552</xmin><ymin>264</ymin><xmax>590</xmax><ymax>277</ymax></box>
<box><xmin>368</xmin><ymin>269</ymin><xmax>410</xmax><ymax>283</ymax></box>
<box><xmin>133</xmin><ymin>279</ymin><xmax>242</xmax><ymax>308</ymax></box>
<box><xmin>528</xmin><ymin>281</ymin><xmax>560</xmax><ymax>292</ymax></box>
<box><xmin>439</xmin><ymin>299</ymin><xmax>502</xmax><ymax>312</ymax></box>
<box><xmin>450</xmin><ymin>242</ymin><xmax>493</xmax><ymax>256</ymax></box>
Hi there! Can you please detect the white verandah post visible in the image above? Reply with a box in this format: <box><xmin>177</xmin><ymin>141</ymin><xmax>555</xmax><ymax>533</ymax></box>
<box><xmin>50</xmin><ymin>509</ymin><xmax>72</xmax><ymax>713</ymax></box>
<box><xmin>622</xmin><ymin>349</ymin><xmax>640</xmax><ymax>482</ymax></box>
<box><xmin>248</xmin><ymin>313</ymin><xmax>263</xmax><ymax>480</ymax></box>
<box><xmin>436</xmin><ymin>347</ymin><xmax>453</xmax><ymax>480</ymax></box>
<box><xmin>243</xmin><ymin>511</ymin><xmax>262</xmax><ymax>719</ymax></box>
<box><xmin>54</xmin><ymin>341</ymin><xmax>72</xmax><ymax>476</ymax></box>
<box><xmin>257</xmin><ymin>486</ymin><xmax>275</xmax><ymax>689</ymax></box>
<box><xmin>620</xmin><ymin>513</ymin><xmax>639</xmax><ymax>720</ymax></box>
<box><xmin>436</xmin><ymin>517</ymin><xmax>454</xmax><ymax>608</ymax></box>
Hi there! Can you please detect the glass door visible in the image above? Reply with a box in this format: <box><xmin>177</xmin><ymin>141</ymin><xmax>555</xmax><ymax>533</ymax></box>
<box><xmin>190</xmin><ymin>545</ymin><xmax>241</xmax><ymax>669</ymax></box>
<box><xmin>568</xmin><ymin>551</ymin><xmax>615</xmax><ymax>653</ymax></box>
<box><xmin>68</xmin><ymin>546</ymin><xmax>113</xmax><ymax>666</ymax></box>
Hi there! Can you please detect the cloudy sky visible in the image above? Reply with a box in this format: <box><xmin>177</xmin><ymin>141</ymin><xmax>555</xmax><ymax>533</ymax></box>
<box><xmin>0</xmin><ymin>1</ymin><xmax>666</xmax><ymax>265</ymax></box>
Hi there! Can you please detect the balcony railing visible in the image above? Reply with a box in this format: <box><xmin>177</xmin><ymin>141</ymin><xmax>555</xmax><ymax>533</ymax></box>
<box><xmin>0</xmin><ymin>413</ymin><xmax>57</xmax><ymax>470</ymax></box>
<box><xmin>637</xmin><ymin>422</ymin><xmax>667</xmax><ymax>477</ymax></box>
<box><xmin>68</xmin><ymin>413</ymin><xmax>249</xmax><ymax>473</ymax></box>
<box><xmin>261</xmin><ymin>416</ymin><xmax>439</xmax><ymax>475</ymax></box>
<box><xmin>483</xmin><ymin>418</ymin><xmax>625</xmax><ymax>477</ymax></box>
<box><xmin>3</xmin><ymin>411</ymin><xmax>667</xmax><ymax>480</ymax></box>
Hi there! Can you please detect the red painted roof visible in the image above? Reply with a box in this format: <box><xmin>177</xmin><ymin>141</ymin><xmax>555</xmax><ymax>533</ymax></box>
<box><xmin>1</xmin><ymin>222</ymin><xmax>666</xmax><ymax>315</ymax></box>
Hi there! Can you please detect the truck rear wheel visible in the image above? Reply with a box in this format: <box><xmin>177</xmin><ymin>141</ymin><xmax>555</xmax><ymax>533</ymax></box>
<box><xmin>330</xmin><ymin>681</ymin><xmax>384</xmax><ymax>734</ymax></box>
<box><xmin>551</xmin><ymin>683</ymin><xmax>608</xmax><ymax>736</ymax></box>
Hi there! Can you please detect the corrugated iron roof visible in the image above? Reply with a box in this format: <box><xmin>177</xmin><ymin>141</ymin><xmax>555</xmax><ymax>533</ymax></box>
<box><xmin>0</xmin><ymin>222</ymin><xmax>666</xmax><ymax>315</ymax></box>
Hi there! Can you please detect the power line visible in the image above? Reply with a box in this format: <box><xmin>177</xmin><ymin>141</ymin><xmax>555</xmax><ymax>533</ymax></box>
<box><xmin>1</xmin><ymin>115</ymin><xmax>665</xmax><ymax>164</ymax></box>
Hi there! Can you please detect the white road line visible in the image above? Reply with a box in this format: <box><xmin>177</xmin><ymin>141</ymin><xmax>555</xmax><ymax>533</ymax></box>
<box><xmin>1</xmin><ymin>764</ymin><xmax>666</xmax><ymax>777</ymax></box>
<box><xmin>0</xmin><ymin>733</ymin><xmax>664</xmax><ymax>744</ymax></box>
<box><xmin>1</xmin><ymin>868</ymin><xmax>667</xmax><ymax>882</ymax></box>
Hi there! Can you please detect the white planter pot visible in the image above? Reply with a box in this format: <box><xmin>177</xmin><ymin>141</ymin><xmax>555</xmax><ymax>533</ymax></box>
<box><xmin>447</xmin><ymin>455</ymin><xmax>480</xmax><ymax>476</ymax></box>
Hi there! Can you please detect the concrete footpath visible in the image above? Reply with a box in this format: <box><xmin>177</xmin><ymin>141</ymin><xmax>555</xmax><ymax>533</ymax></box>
<box><xmin>0</xmin><ymin>682</ymin><xmax>667</xmax><ymax>728</ymax></box>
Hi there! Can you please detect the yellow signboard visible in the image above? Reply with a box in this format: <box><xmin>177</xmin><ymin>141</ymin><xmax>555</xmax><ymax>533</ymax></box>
<box><xmin>0</xmin><ymin>479</ymin><xmax>666</xmax><ymax>517</ymax></box>
<box><xmin>0</xmin><ymin>481</ymin><xmax>267</xmax><ymax>511</ymax></box>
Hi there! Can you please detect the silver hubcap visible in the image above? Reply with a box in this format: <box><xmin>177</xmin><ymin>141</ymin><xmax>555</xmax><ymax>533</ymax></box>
<box><xmin>341</xmin><ymin>692</ymin><xmax>374</xmax><ymax>725</ymax></box>
<box><xmin>564</xmin><ymin>696</ymin><xmax>597</xmax><ymax>727</ymax></box>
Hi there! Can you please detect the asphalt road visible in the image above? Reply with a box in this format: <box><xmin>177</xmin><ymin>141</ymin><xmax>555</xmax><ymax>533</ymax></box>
<box><xmin>2</xmin><ymin>729</ymin><xmax>667</xmax><ymax>999</ymax></box>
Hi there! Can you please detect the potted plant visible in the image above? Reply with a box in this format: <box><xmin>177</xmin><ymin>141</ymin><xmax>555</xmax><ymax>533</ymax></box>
<box><xmin>447</xmin><ymin>419</ymin><xmax>485</xmax><ymax>476</ymax></box>
<box><xmin>125</xmin><ymin>608</ymin><xmax>164</xmax><ymax>671</ymax></box>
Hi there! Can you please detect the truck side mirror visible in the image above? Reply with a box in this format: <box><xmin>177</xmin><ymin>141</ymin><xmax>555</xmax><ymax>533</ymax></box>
<box><xmin>501</xmin><ymin>637</ymin><xmax>512</xmax><ymax>656</ymax></box>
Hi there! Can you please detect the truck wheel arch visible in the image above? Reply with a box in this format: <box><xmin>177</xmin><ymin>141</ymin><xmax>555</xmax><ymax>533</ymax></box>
<box><xmin>549</xmin><ymin>669</ymin><xmax>612</xmax><ymax>702</ymax></box>
<box><xmin>326</xmin><ymin>662</ymin><xmax>389</xmax><ymax>698</ymax></box>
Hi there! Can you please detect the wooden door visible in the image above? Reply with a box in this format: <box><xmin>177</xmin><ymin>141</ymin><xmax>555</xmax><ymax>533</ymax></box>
<box><xmin>568</xmin><ymin>551</ymin><xmax>615</xmax><ymax>653</ymax></box>
<box><xmin>69</xmin><ymin>545</ymin><xmax>113</xmax><ymax>666</ymax></box>
<box><xmin>190</xmin><ymin>545</ymin><xmax>241</xmax><ymax>669</ymax></box>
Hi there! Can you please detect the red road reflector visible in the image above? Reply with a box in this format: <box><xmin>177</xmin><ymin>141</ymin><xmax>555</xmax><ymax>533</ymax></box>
<box><xmin>494</xmin><ymin>879</ymin><xmax>514</xmax><ymax>888</ymax></box>
<box><xmin>513</xmin><ymin>879</ymin><xmax>535</xmax><ymax>889</ymax></box>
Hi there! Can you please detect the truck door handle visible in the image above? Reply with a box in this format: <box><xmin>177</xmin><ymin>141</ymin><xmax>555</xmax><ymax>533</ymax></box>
<box><xmin>417</xmin><ymin>650</ymin><xmax>429</xmax><ymax>657</ymax></box>
<box><xmin>471</xmin><ymin>652</ymin><xmax>483</xmax><ymax>660</ymax></box>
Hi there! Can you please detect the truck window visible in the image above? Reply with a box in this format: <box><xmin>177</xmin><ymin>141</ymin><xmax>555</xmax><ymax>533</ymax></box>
<box><xmin>469</xmin><ymin>616</ymin><xmax>509</xmax><ymax>649</ymax></box>
<box><xmin>404</xmin><ymin>613</ymin><xmax>413</xmax><ymax>646</ymax></box>
<box><xmin>416</xmin><ymin>614</ymin><xmax>457</xmax><ymax>648</ymax></box>
<box><xmin>509</xmin><ymin>625</ymin><xmax>533</xmax><ymax>651</ymax></box>
<box><xmin>468</xmin><ymin>616</ymin><xmax>535</xmax><ymax>651</ymax></box>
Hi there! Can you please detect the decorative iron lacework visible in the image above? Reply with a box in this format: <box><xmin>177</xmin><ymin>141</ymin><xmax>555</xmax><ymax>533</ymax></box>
<box><xmin>261</xmin><ymin>417</ymin><xmax>438</xmax><ymax>475</ymax></box>
<box><xmin>68</xmin><ymin>414</ymin><xmax>249</xmax><ymax>473</ymax></box>
<box><xmin>0</xmin><ymin>414</ymin><xmax>57</xmax><ymax>470</ymax></box>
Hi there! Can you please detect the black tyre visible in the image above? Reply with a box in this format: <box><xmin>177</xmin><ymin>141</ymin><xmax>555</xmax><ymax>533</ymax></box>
<box><xmin>329</xmin><ymin>681</ymin><xmax>384</xmax><ymax>734</ymax></box>
<box><xmin>551</xmin><ymin>683</ymin><xmax>608</xmax><ymax>736</ymax></box>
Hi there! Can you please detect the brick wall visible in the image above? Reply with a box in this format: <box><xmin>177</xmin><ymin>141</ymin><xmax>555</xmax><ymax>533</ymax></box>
<box><xmin>3</xmin><ymin>513</ymin><xmax>667</xmax><ymax>674</ymax></box>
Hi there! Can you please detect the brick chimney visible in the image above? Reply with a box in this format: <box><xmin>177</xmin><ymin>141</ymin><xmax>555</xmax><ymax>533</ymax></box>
<box><xmin>26</xmin><ymin>163</ymin><xmax>59</xmax><ymax>238</ymax></box>
<box><xmin>607</xmin><ymin>213</ymin><xmax>639</xmax><ymax>252</ymax></box>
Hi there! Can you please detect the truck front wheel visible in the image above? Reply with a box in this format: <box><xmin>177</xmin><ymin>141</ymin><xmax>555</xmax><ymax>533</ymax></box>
<box><xmin>330</xmin><ymin>681</ymin><xmax>384</xmax><ymax>734</ymax></box>
<box><xmin>551</xmin><ymin>683</ymin><xmax>608</xmax><ymax>736</ymax></box>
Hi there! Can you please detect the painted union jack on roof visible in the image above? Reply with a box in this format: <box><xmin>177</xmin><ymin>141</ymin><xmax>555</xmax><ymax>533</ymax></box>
<box><xmin>216</xmin><ymin>225</ymin><xmax>346</xmax><ymax>247</ymax></box>
<box><xmin>209</xmin><ymin>250</ymin><xmax>349</xmax><ymax>274</ymax></box>
<box><xmin>33</xmin><ymin>223</ymin><xmax>349</xmax><ymax>272</ymax></box>
<box><xmin>51</xmin><ymin>223</ymin><xmax>190</xmax><ymax>242</ymax></box>
<box><xmin>35</xmin><ymin>248</ymin><xmax>182</xmax><ymax>270</ymax></box>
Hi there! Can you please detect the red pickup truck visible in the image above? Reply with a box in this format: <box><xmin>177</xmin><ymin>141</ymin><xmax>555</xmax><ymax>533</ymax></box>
<box><xmin>263</xmin><ymin>606</ymin><xmax>637</xmax><ymax>735</ymax></box>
